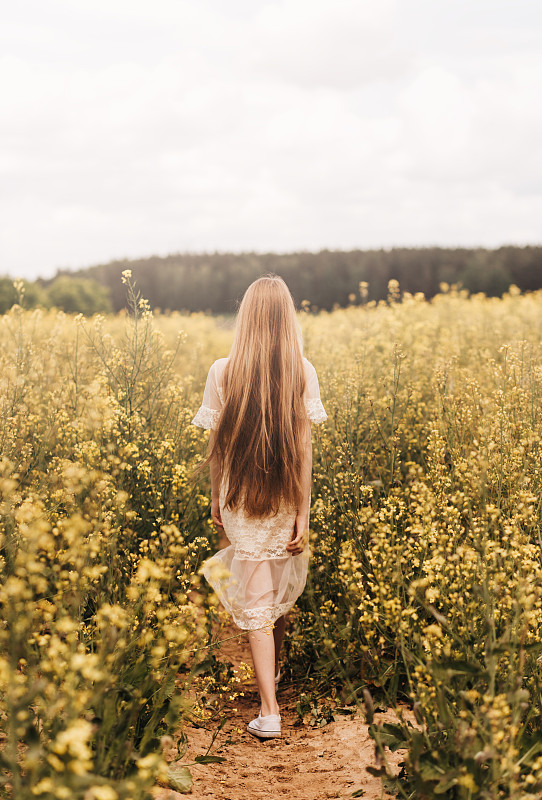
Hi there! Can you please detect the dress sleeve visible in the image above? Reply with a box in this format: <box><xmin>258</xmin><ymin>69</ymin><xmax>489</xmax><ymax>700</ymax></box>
<box><xmin>192</xmin><ymin>361</ymin><xmax>223</xmax><ymax>430</ymax></box>
<box><xmin>304</xmin><ymin>361</ymin><xmax>327</xmax><ymax>424</ymax></box>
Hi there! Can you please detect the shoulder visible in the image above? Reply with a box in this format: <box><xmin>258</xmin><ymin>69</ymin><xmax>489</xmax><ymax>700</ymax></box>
<box><xmin>303</xmin><ymin>358</ymin><xmax>327</xmax><ymax>422</ymax></box>
<box><xmin>210</xmin><ymin>359</ymin><xmax>228</xmax><ymax>402</ymax></box>
<box><xmin>302</xmin><ymin>357</ymin><xmax>320</xmax><ymax>384</ymax></box>
<box><xmin>209</xmin><ymin>357</ymin><xmax>228</xmax><ymax>377</ymax></box>
<box><xmin>212</xmin><ymin>357</ymin><xmax>228</xmax><ymax>377</ymax></box>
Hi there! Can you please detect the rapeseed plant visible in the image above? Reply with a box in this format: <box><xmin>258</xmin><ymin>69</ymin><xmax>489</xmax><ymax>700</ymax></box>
<box><xmin>0</xmin><ymin>281</ymin><xmax>235</xmax><ymax>798</ymax></box>
<box><xmin>293</xmin><ymin>284</ymin><xmax>542</xmax><ymax>798</ymax></box>
<box><xmin>2</xmin><ymin>277</ymin><xmax>542</xmax><ymax>798</ymax></box>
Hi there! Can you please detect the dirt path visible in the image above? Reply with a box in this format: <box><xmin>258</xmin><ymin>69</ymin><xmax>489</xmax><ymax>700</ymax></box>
<box><xmin>155</xmin><ymin>626</ymin><xmax>407</xmax><ymax>800</ymax></box>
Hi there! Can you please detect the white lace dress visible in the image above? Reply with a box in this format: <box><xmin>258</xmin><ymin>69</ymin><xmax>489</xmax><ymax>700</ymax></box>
<box><xmin>192</xmin><ymin>357</ymin><xmax>327</xmax><ymax>630</ymax></box>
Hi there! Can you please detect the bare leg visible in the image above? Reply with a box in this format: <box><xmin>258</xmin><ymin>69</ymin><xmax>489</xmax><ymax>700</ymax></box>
<box><xmin>248</xmin><ymin>628</ymin><xmax>280</xmax><ymax>717</ymax></box>
<box><xmin>273</xmin><ymin>615</ymin><xmax>286</xmax><ymax>675</ymax></box>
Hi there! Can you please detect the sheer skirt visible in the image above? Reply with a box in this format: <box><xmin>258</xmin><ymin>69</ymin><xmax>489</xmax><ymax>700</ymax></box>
<box><xmin>201</xmin><ymin>483</ymin><xmax>310</xmax><ymax>630</ymax></box>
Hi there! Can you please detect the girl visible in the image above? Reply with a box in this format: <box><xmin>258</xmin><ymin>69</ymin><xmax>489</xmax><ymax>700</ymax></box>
<box><xmin>192</xmin><ymin>275</ymin><xmax>326</xmax><ymax>739</ymax></box>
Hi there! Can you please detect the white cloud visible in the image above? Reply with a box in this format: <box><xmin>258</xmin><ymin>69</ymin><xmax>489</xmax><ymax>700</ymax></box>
<box><xmin>0</xmin><ymin>0</ymin><xmax>541</xmax><ymax>279</ymax></box>
<box><xmin>244</xmin><ymin>0</ymin><xmax>410</xmax><ymax>89</ymax></box>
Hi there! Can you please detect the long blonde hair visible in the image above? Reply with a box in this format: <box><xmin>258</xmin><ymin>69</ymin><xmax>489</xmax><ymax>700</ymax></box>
<box><xmin>210</xmin><ymin>275</ymin><xmax>307</xmax><ymax>517</ymax></box>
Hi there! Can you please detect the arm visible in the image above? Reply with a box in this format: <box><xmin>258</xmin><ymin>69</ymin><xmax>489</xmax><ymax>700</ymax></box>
<box><xmin>286</xmin><ymin>420</ymin><xmax>312</xmax><ymax>555</ymax></box>
<box><xmin>209</xmin><ymin>429</ymin><xmax>223</xmax><ymax>528</ymax></box>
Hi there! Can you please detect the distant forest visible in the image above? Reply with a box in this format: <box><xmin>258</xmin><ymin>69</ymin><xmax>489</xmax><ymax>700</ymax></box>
<box><xmin>56</xmin><ymin>245</ymin><xmax>542</xmax><ymax>313</ymax></box>
<box><xmin>2</xmin><ymin>246</ymin><xmax>541</xmax><ymax>315</ymax></box>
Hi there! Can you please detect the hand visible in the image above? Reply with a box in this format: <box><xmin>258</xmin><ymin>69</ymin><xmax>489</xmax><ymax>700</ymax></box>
<box><xmin>286</xmin><ymin>513</ymin><xmax>309</xmax><ymax>556</ymax></box>
<box><xmin>211</xmin><ymin>498</ymin><xmax>223</xmax><ymax>528</ymax></box>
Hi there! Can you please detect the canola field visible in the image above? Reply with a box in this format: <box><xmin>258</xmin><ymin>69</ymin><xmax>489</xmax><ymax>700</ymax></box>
<box><xmin>1</xmin><ymin>277</ymin><xmax>542</xmax><ymax>799</ymax></box>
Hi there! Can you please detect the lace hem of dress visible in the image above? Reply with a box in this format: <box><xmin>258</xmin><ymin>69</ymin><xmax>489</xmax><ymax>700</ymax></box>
<box><xmin>231</xmin><ymin>600</ymin><xmax>293</xmax><ymax>631</ymax></box>
<box><xmin>306</xmin><ymin>397</ymin><xmax>327</xmax><ymax>424</ymax></box>
<box><xmin>234</xmin><ymin>545</ymin><xmax>305</xmax><ymax>560</ymax></box>
<box><xmin>192</xmin><ymin>405</ymin><xmax>220</xmax><ymax>430</ymax></box>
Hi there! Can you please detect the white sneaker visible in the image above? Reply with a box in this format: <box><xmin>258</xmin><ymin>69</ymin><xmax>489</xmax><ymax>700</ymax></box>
<box><xmin>247</xmin><ymin>712</ymin><xmax>282</xmax><ymax>739</ymax></box>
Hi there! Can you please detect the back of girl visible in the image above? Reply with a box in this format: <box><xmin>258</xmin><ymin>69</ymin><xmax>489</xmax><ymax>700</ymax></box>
<box><xmin>192</xmin><ymin>275</ymin><xmax>327</xmax><ymax>739</ymax></box>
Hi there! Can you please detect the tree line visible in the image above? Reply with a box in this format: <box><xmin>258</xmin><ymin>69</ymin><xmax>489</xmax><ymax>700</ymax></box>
<box><xmin>3</xmin><ymin>245</ymin><xmax>541</xmax><ymax>315</ymax></box>
<box><xmin>0</xmin><ymin>275</ymin><xmax>112</xmax><ymax>315</ymax></box>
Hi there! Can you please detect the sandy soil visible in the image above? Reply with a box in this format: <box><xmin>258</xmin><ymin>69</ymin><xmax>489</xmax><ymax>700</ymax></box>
<box><xmin>154</xmin><ymin>626</ymin><xmax>408</xmax><ymax>800</ymax></box>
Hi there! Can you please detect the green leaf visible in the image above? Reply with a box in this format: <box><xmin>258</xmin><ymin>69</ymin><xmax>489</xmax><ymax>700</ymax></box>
<box><xmin>363</xmin><ymin>688</ymin><xmax>374</xmax><ymax>724</ymax></box>
<box><xmin>434</xmin><ymin>774</ymin><xmax>460</xmax><ymax>794</ymax></box>
<box><xmin>365</xmin><ymin>766</ymin><xmax>387</xmax><ymax>777</ymax></box>
<box><xmin>517</xmin><ymin>731</ymin><xmax>542</xmax><ymax>764</ymax></box>
<box><xmin>167</xmin><ymin>764</ymin><xmax>193</xmax><ymax>793</ymax></box>
<box><xmin>368</xmin><ymin>722</ymin><xmax>408</xmax><ymax>750</ymax></box>
<box><xmin>352</xmin><ymin>789</ymin><xmax>366</xmax><ymax>797</ymax></box>
<box><xmin>432</xmin><ymin>659</ymin><xmax>486</xmax><ymax>678</ymax></box>
<box><xmin>177</xmin><ymin>731</ymin><xmax>188</xmax><ymax>760</ymax></box>
<box><xmin>418</xmin><ymin>758</ymin><xmax>446</xmax><ymax>781</ymax></box>
<box><xmin>195</xmin><ymin>755</ymin><xmax>227</xmax><ymax>764</ymax></box>
<box><xmin>434</xmin><ymin>688</ymin><xmax>451</xmax><ymax>727</ymax></box>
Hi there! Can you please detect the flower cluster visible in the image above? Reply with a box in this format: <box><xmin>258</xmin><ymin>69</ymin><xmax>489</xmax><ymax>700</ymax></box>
<box><xmin>3</xmin><ymin>278</ymin><xmax>542</xmax><ymax>798</ymax></box>
<box><xmin>0</xmin><ymin>283</ymin><xmax>234</xmax><ymax>799</ymax></box>
<box><xmin>289</xmin><ymin>285</ymin><xmax>542</xmax><ymax>796</ymax></box>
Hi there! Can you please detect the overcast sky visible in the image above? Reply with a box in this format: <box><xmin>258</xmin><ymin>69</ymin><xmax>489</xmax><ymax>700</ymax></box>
<box><xmin>2</xmin><ymin>0</ymin><xmax>542</xmax><ymax>280</ymax></box>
